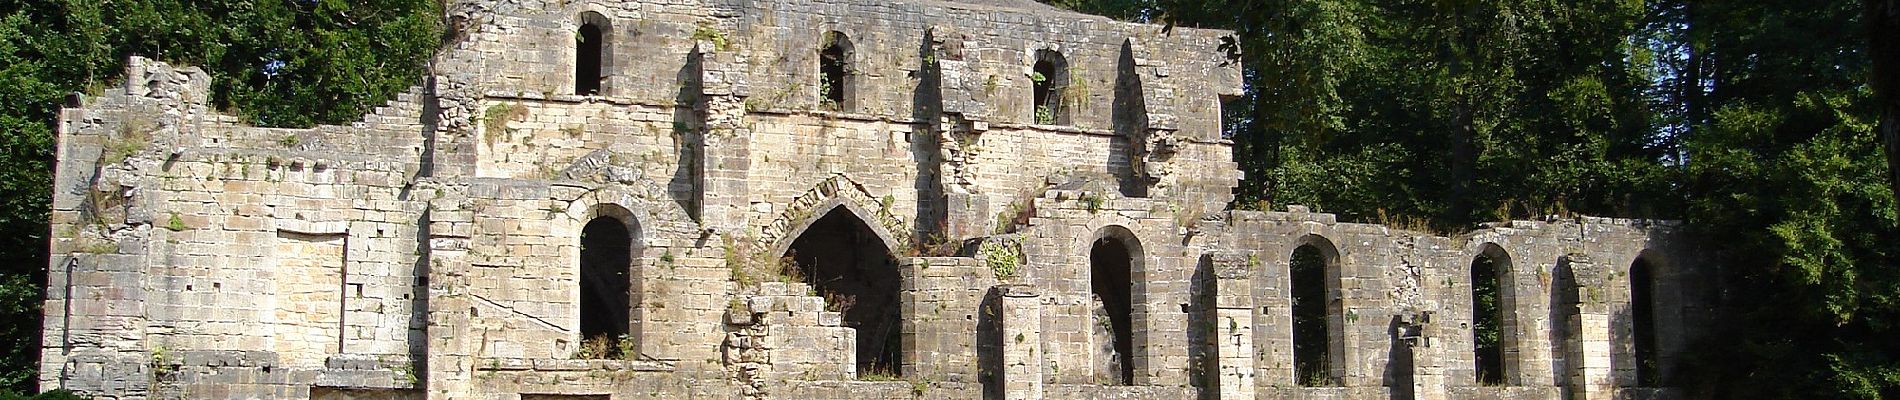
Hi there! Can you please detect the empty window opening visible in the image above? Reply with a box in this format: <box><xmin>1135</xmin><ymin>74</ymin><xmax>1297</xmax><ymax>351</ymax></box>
<box><xmin>1631</xmin><ymin>257</ymin><xmax>1659</xmax><ymax>386</ymax></box>
<box><xmin>575</xmin><ymin>12</ymin><xmax>610</xmax><ymax>95</ymax></box>
<box><xmin>819</xmin><ymin>31</ymin><xmax>855</xmax><ymax>111</ymax></box>
<box><xmin>1290</xmin><ymin>240</ymin><xmax>1338</xmax><ymax>386</ymax></box>
<box><xmin>1549</xmin><ymin>258</ymin><xmax>1578</xmax><ymax>389</ymax></box>
<box><xmin>1032</xmin><ymin>50</ymin><xmax>1069</xmax><ymax>125</ymax></box>
<box><xmin>1090</xmin><ymin>235</ymin><xmax>1136</xmax><ymax>385</ymax></box>
<box><xmin>1471</xmin><ymin>247</ymin><xmax>1515</xmax><ymax>386</ymax></box>
<box><xmin>579</xmin><ymin>216</ymin><xmax>632</xmax><ymax>357</ymax></box>
<box><xmin>785</xmin><ymin>207</ymin><xmax>901</xmax><ymax>378</ymax></box>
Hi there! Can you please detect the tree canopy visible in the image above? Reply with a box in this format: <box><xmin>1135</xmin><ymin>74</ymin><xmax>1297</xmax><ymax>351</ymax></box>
<box><xmin>1046</xmin><ymin>0</ymin><xmax>1899</xmax><ymax>397</ymax></box>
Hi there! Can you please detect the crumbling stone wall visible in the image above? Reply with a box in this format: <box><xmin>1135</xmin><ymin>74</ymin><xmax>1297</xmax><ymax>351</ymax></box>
<box><xmin>41</xmin><ymin>1</ymin><xmax>1709</xmax><ymax>399</ymax></box>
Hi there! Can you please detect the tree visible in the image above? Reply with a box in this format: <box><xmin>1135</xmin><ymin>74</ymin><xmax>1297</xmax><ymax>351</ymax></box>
<box><xmin>1055</xmin><ymin>0</ymin><xmax>1898</xmax><ymax>397</ymax></box>
<box><xmin>1871</xmin><ymin>0</ymin><xmax>1899</xmax><ymax>215</ymax></box>
<box><xmin>1665</xmin><ymin>0</ymin><xmax>1900</xmax><ymax>397</ymax></box>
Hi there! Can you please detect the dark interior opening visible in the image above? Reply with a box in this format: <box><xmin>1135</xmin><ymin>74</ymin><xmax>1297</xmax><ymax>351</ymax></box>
<box><xmin>1291</xmin><ymin>244</ymin><xmax>1330</xmax><ymax>386</ymax></box>
<box><xmin>1472</xmin><ymin>254</ymin><xmax>1505</xmax><ymax>385</ymax></box>
<box><xmin>1631</xmin><ymin>258</ymin><xmax>1659</xmax><ymax>386</ymax></box>
<box><xmin>786</xmin><ymin>207</ymin><xmax>901</xmax><ymax>378</ymax></box>
<box><xmin>579</xmin><ymin>216</ymin><xmax>631</xmax><ymax>355</ymax></box>
<box><xmin>819</xmin><ymin>32</ymin><xmax>852</xmax><ymax>111</ymax></box>
<box><xmin>1090</xmin><ymin>236</ymin><xmax>1136</xmax><ymax>385</ymax></box>
<box><xmin>576</xmin><ymin>23</ymin><xmax>604</xmax><ymax>95</ymax></box>
<box><xmin>1032</xmin><ymin>50</ymin><xmax>1067</xmax><ymax>125</ymax></box>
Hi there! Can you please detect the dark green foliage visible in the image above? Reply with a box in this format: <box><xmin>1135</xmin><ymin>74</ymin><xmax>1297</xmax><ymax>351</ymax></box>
<box><xmin>1047</xmin><ymin>0</ymin><xmax>1675</xmax><ymax>229</ymax></box>
<box><xmin>1661</xmin><ymin>0</ymin><xmax>1899</xmax><ymax>397</ymax></box>
<box><xmin>1049</xmin><ymin>0</ymin><xmax>1899</xmax><ymax>397</ymax></box>
<box><xmin>0</xmin><ymin>389</ymin><xmax>88</xmax><ymax>400</ymax></box>
<box><xmin>0</xmin><ymin>0</ymin><xmax>441</xmax><ymax>392</ymax></box>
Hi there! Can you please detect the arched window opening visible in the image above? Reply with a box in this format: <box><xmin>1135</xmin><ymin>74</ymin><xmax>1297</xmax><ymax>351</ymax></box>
<box><xmin>1032</xmin><ymin>50</ymin><xmax>1069</xmax><ymax>125</ymax></box>
<box><xmin>785</xmin><ymin>206</ymin><xmax>901</xmax><ymax>378</ymax></box>
<box><xmin>1090</xmin><ymin>234</ymin><xmax>1136</xmax><ymax>385</ymax></box>
<box><xmin>1550</xmin><ymin>258</ymin><xmax>1579</xmax><ymax>390</ymax></box>
<box><xmin>1471</xmin><ymin>246</ymin><xmax>1517</xmax><ymax>386</ymax></box>
<box><xmin>1631</xmin><ymin>257</ymin><xmax>1659</xmax><ymax>386</ymax></box>
<box><xmin>575</xmin><ymin>12</ymin><xmax>610</xmax><ymax>95</ymax></box>
<box><xmin>1290</xmin><ymin>239</ymin><xmax>1339</xmax><ymax>386</ymax></box>
<box><xmin>819</xmin><ymin>31</ymin><xmax>855</xmax><ymax>111</ymax></box>
<box><xmin>579</xmin><ymin>216</ymin><xmax>632</xmax><ymax>357</ymax></box>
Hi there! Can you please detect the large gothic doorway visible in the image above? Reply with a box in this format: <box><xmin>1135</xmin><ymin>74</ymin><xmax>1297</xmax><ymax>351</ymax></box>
<box><xmin>785</xmin><ymin>206</ymin><xmax>902</xmax><ymax>378</ymax></box>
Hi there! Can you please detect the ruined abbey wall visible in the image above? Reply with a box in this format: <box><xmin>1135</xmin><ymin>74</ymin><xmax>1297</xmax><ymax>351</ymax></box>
<box><xmin>40</xmin><ymin>1</ymin><xmax>1710</xmax><ymax>399</ymax></box>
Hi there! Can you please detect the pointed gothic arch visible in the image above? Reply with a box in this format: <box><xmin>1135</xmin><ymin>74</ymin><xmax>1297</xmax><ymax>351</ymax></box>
<box><xmin>780</xmin><ymin>203</ymin><xmax>904</xmax><ymax>378</ymax></box>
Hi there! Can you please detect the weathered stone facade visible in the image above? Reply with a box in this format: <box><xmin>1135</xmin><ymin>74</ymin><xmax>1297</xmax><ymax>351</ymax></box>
<box><xmin>40</xmin><ymin>0</ymin><xmax>1712</xmax><ymax>399</ymax></box>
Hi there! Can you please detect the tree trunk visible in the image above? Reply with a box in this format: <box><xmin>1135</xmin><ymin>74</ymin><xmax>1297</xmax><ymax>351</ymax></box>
<box><xmin>1871</xmin><ymin>0</ymin><xmax>1899</xmax><ymax>214</ymax></box>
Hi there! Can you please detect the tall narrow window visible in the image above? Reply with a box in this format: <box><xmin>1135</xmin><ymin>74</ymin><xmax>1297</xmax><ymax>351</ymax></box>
<box><xmin>1032</xmin><ymin>49</ymin><xmax>1069</xmax><ymax>125</ymax></box>
<box><xmin>575</xmin><ymin>12</ymin><xmax>610</xmax><ymax>95</ymax></box>
<box><xmin>1631</xmin><ymin>257</ymin><xmax>1659</xmax><ymax>386</ymax></box>
<box><xmin>1090</xmin><ymin>229</ymin><xmax>1138</xmax><ymax>385</ymax></box>
<box><xmin>579</xmin><ymin>215</ymin><xmax>632</xmax><ymax>357</ymax></box>
<box><xmin>818</xmin><ymin>31</ymin><xmax>854</xmax><ymax>111</ymax></box>
<box><xmin>1290</xmin><ymin>237</ymin><xmax>1340</xmax><ymax>386</ymax></box>
<box><xmin>1471</xmin><ymin>245</ymin><xmax>1518</xmax><ymax>385</ymax></box>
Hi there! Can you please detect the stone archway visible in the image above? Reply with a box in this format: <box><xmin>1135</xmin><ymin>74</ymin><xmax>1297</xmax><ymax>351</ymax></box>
<box><xmin>1089</xmin><ymin>225</ymin><xmax>1143</xmax><ymax>385</ymax></box>
<box><xmin>783</xmin><ymin>205</ymin><xmax>903</xmax><ymax>378</ymax></box>
<box><xmin>762</xmin><ymin>174</ymin><xmax>910</xmax><ymax>256</ymax></box>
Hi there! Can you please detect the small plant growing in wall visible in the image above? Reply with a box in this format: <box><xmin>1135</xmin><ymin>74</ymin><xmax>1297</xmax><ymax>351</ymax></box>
<box><xmin>823</xmin><ymin>292</ymin><xmax>858</xmax><ymax>314</ymax></box>
<box><xmin>817</xmin><ymin>75</ymin><xmax>839</xmax><ymax>111</ymax></box>
<box><xmin>164</xmin><ymin>212</ymin><xmax>188</xmax><ymax>232</ymax></box>
<box><xmin>692</xmin><ymin>22</ymin><xmax>731</xmax><ymax>51</ymax></box>
<box><xmin>391</xmin><ymin>361</ymin><xmax>419</xmax><ymax>386</ymax></box>
<box><xmin>980</xmin><ymin>239</ymin><xmax>1022</xmax><ymax>281</ymax></box>
<box><xmin>574</xmin><ymin>334</ymin><xmax>636</xmax><ymax>360</ymax></box>
<box><xmin>909</xmin><ymin>379</ymin><xmax>929</xmax><ymax>397</ymax></box>
<box><xmin>1081</xmin><ymin>193</ymin><xmax>1104</xmax><ymax>214</ymax></box>
<box><xmin>861</xmin><ymin>368</ymin><xmax>901</xmax><ymax>382</ymax></box>
<box><xmin>1035</xmin><ymin>105</ymin><xmax>1057</xmax><ymax>125</ymax></box>
<box><xmin>149</xmin><ymin>346</ymin><xmax>179</xmax><ymax>377</ymax></box>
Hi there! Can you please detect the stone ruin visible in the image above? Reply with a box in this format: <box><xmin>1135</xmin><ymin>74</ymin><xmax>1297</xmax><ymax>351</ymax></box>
<box><xmin>38</xmin><ymin>0</ymin><xmax>1713</xmax><ymax>399</ymax></box>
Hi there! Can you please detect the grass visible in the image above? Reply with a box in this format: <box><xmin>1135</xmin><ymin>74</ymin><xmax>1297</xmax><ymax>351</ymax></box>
<box><xmin>482</xmin><ymin>103</ymin><xmax>529</xmax><ymax>146</ymax></box>
<box><xmin>102</xmin><ymin>116</ymin><xmax>157</xmax><ymax>165</ymax></box>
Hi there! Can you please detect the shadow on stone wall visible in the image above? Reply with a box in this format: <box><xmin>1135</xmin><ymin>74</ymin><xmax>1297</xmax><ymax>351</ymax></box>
<box><xmin>977</xmin><ymin>287</ymin><xmax>1003</xmax><ymax>400</ymax></box>
<box><xmin>1111</xmin><ymin>40</ymin><xmax>1147</xmax><ymax>199</ymax></box>
<box><xmin>910</xmin><ymin>30</ymin><xmax>947</xmax><ymax>242</ymax></box>
<box><xmin>671</xmin><ymin>47</ymin><xmax>705</xmax><ymax>223</ymax></box>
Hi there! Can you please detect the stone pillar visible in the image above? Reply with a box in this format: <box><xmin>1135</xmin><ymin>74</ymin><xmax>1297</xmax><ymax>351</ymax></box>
<box><xmin>424</xmin><ymin>194</ymin><xmax>476</xmax><ymax>399</ymax></box>
<box><xmin>694</xmin><ymin>43</ymin><xmax>753</xmax><ymax>235</ymax></box>
<box><xmin>1565</xmin><ymin>254</ymin><xmax>1616</xmax><ymax>400</ymax></box>
<box><xmin>1205</xmin><ymin>253</ymin><xmax>1257</xmax><ymax>399</ymax></box>
<box><xmin>999</xmin><ymin>285</ymin><xmax>1042</xmax><ymax>400</ymax></box>
<box><xmin>1403</xmin><ymin>310</ymin><xmax>1447</xmax><ymax>400</ymax></box>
